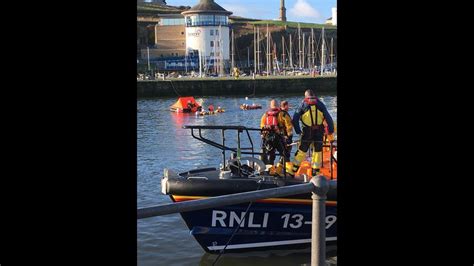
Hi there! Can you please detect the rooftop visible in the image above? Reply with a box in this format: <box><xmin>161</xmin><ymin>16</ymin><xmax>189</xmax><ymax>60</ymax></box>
<box><xmin>181</xmin><ymin>0</ymin><xmax>232</xmax><ymax>16</ymax></box>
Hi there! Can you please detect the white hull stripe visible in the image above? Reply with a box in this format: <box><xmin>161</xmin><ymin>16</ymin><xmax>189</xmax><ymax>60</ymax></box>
<box><xmin>207</xmin><ymin>237</ymin><xmax>337</xmax><ymax>251</ymax></box>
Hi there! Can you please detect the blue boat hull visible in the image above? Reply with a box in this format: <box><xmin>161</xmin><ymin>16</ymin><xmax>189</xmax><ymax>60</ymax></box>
<box><xmin>176</xmin><ymin>198</ymin><xmax>337</xmax><ymax>253</ymax></box>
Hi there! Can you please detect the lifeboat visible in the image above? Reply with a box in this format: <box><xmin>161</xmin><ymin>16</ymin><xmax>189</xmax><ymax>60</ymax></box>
<box><xmin>159</xmin><ymin>125</ymin><xmax>337</xmax><ymax>254</ymax></box>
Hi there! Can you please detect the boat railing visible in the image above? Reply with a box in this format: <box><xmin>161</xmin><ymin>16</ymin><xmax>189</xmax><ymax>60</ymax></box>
<box><xmin>183</xmin><ymin>125</ymin><xmax>265</xmax><ymax>170</ymax></box>
<box><xmin>183</xmin><ymin>125</ymin><xmax>337</xmax><ymax>178</ymax></box>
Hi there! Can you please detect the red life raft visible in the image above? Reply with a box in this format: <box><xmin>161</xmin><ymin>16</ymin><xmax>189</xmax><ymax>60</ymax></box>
<box><xmin>170</xmin><ymin>97</ymin><xmax>202</xmax><ymax>113</ymax></box>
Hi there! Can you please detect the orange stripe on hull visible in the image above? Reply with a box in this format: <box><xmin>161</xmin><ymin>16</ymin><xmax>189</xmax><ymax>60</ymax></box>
<box><xmin>172</xmin><ymin>195</ymin><xmax>337</xmax><ymax>206</ymax></box>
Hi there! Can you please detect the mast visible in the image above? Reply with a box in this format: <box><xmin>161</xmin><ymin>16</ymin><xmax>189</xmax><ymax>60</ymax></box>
<box><xmin>219</xmin><ymin>24</ymin><xmax>224</xmax><ymax>76</ymax></box>
<box><xmin>247</xmin><ymin>47</ymin><xmax>250</xmax><ymax>70</ymax></box>
<box><xmin>307</xmin><ymin>34</ymin><xmax>311</xmax><ymax>69</ymax></box>
<box><xmin>257</xmin><ymin>27</ymin><xmax>260</xmax><ymax>73</ymax></box>
<box><xmin>298</xmin><ymin>23</ymin><xmax>302</xmax><ymax>68</ymax></box>
<box><xmin>147</xmin><ymin>46</ymin><xmax>150</xmax><ymax>72</ymax></box>
<box><xmin>214</xmin><ymin>33</ymin><xmax>217</xmax><ymax>74</ymax></box>
<box><xmin>289</xmin><ymin>33</ymin><xmax>293</xmax><ymax>70</ymax></box>
<box><xmin>231</xmin><ymin>28</ymin><xmax>235</xmax><ymax>71</ymax></box>
<box><xmin>311</xmin><ymin>28</ymin><xmax>315</xmax><ymax>68</ymax></box>
<box><xmin>282</xmin><ymin>35</ymin><xmax>285</xmax><ymax>69</ymax></box>
<box><xmin>302</xmin><ymin>32</ymin><xmax>305</xmax><ymax>69</ymax></box>
<box><xmin>254</xmin><ymin>26</ymin><xmax>257</xmax><ymax>74</ymax></box>
<box><xmin>321</xmin><ymin>27</ymin><xmax>325</xmax><ymax>75</ymax></box>
<box><xmin>199</xmin><ymin>48</ymin><xmax>202</xmax><ymax>77</ymax></box>
<box><xmin>330</xmin><ymin>37</ymin><xmax>334</xmax><ymax>72</ymax></box>
<box><xmin>273</xmin><ymin>41</ymin><xmax>279</xmax><ymax>73</ymax></box>
<box><xmin>266</xmin><ymin>24</ymin><xmax>270</xmax><ymax>75</ymax></box>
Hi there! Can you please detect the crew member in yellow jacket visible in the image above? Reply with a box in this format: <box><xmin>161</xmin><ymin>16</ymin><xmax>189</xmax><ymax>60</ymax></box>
<box><xmin>290</xmin><ymin>89</ymin><xmax>335</xmax><ymax>176</ymax></box>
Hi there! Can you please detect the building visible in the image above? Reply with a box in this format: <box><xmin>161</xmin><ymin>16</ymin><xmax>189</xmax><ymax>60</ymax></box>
<box><xmin>153</xmin><ymin>14</ymin><xmax>186</xmax><ymax>58</ymax></box>
<box><xmin>181</xmin><ymin>0</ymin><xmax>232</xmax><ymax>60</ymax></box>
<box><xmin>331</xmin><ymin>7</ymin><xmax>337</xmax><ymax>26</ymax></box>
<box><xmin>325</xmin><ymin>8</ymin><xmax>337</xmax><ymax>26</ymax></box>
<box><xmin>137</xmin><ymin>2</ymin><xmax>189</xmax><ymax>59</ymax></box>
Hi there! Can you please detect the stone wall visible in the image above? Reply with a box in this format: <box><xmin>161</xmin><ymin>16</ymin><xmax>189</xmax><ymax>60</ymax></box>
<box><xmin>137</xmin><ymin>76</ymin><xmax>336</xmax><ymax>97</ymax></box>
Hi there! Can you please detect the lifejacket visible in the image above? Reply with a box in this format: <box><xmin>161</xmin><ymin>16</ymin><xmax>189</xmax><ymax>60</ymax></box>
<box><xmin>301</xmin><ymin>97</ymin><xmax>325</xmax><ymax>130</ymax></box>
<box><xmin>264</xmin><ymin>108</ymin><xmax>281</xmax><ymax>132</ymax></box>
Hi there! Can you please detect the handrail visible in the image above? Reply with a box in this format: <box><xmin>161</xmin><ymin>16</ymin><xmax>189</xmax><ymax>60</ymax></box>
<box><xmin>138</xmin><ymin>176</ymin><xmax>333</xmax><ymax>266</ymax></box>
<box><xmin>183</xmin><ymin>125</ymin><xmax>261</xmax><ymax>131</ymax></box>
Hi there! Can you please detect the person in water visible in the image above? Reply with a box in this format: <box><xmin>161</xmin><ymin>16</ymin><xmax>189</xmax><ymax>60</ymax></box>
<box><xmin>290</xmin><ymin>89</ymin><xmax>334</xmax><ymax>176</ymax></box>
<box><xmin>280</xmin><ymin>100</ymin><xmax>294</xmax><ymax>157</ymax></box>
<box><xmin>260</xmin><ymin>99</ymin><xmax>293</xmax><ymax>174</ymax></box>
<box><xmin>187</xmin><ymin>101</ymin><xmax>196</xmax><ymax>110</ymax></box>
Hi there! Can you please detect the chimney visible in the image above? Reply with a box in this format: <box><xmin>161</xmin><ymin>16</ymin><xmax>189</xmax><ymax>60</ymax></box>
<box><xmin>279</xmin><ymin>0</ymin><xmax>287</xmax><ymax>22</ymax></box>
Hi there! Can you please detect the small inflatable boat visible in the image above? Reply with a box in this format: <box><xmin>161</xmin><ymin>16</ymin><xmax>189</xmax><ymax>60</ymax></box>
<box><xmin>197</xmin><ymin>109</ymin><xmax>225</xmax><ymax>116</ymax></box>
<box><xmin>240</xmin><ymin>104</ymin><xmax>262</xmax><ymax>110</ymax></box>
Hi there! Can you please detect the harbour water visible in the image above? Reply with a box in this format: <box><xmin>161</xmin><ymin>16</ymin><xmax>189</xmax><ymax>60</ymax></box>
<box><xmin>137</xmin><ymin>94</ymin><xmax>337</xmax><ymax>265</ymax></box>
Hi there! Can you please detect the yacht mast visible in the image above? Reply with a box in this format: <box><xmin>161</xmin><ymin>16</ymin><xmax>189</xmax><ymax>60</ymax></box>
<box><xmin>266</xmin><ymin>24</ymin><xmax>271</xmax><ymax>75</ymax></box>
<box><xmin>302</xmin><ymin>32</ymin><xmax>305</xmax><ymax>69</ymax></box>
<box><xmin>330</xmin><ymin>37</ymin><xmax>334</xmax><ymax>72</ymax></box>
<box><xmin>253</xmin><ymin>26</ymin><xmax>257</xmax><ymax>74</ymax></box>
<box><xmin>289</xmin><ymin>33</ymin><xmax>293</xmax><ymax>70</ymax></box>
<box><xmin>282</xmin><ymin>35</ymin><xmax>286</xmax><ymax>69</ymax></box>
<box><xmin>231</xmin><ymin>28</ymin><xmax>235</xmax><ymax>71</ymax></box>
<box><xmin>257</xmin><ymin>27</ymin><xmax>260</xmax><ymax>73</ymax></box>
<box><xmin>298</xmin><ymin>23</ymin><xmax>302</xmax><ymax>68</ymax></box>
<box><xmin>311</xmin><ymin>28</ymin><xmax>315</xmax><ymax>68</ymax></box>
<box><xmin>321</xmin><ymin>27</ymin><xmax>325</xmax><ymax>75</ymax></box>
<box><xmin>219</xmin><ymin>25</ymin><xmax>224</xmax><ymax>76</ymax></box>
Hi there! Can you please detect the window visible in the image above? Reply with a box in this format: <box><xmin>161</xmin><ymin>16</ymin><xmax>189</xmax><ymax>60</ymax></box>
<box><xmin>210</xmin><ymin>41</ymin><xmax>214</xmax><ymax>47</ymax></box>
<box><xmin>185</xmin><ymin>14</ymin><xmax>228</xmax><ymax>27</ymax></box>
<box><xmin>160</xmin><ymin>18</ymin><xmax>185</xmax><ymax>26</ymax></box>
<box><xmin>210</xmin><ymin>52</ymin><xmax>214</xmax><ymax>57</ymax></box>
<box><xmin>217</xmin><ymin>41</ymin><xmax>220</xmax><ymax>47</ymax></box>
<box><xmin>210</xmin><ymin>29</ymin><xmax>214</xmax><ymax>36</ymax></box>
<box><xmin>216</xmin><ymin>29</ymin><xmax>219</xmax><ymax>36</ymax></box>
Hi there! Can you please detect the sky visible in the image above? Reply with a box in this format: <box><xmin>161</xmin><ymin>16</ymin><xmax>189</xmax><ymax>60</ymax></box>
<box><xmin>164</xmin><ymin>0</ymin><xmax>336</xmax><ymax>24</ymax></box>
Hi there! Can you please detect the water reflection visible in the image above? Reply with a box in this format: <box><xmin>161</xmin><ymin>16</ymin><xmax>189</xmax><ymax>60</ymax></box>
<box><xmin>200</xmin><ymin>250</ymin><xmax>311</xmax><ymax>266</ymax></box>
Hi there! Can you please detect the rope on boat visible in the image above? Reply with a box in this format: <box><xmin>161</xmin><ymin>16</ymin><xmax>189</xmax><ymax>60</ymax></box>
<box><xmin>212</xmin><ymin>180</ymin><xmax>264</xmax><ymax>266</ymax></box>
